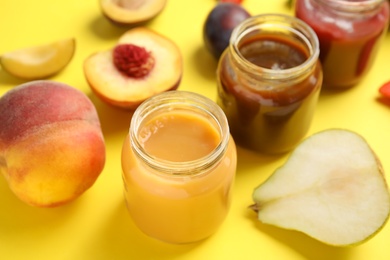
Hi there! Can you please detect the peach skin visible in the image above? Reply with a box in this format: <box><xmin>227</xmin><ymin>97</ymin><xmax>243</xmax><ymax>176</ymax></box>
<box><xmin>0</xmin><ymin>80</ymin><xmax>106</xmax><ymax>207</ymax></box>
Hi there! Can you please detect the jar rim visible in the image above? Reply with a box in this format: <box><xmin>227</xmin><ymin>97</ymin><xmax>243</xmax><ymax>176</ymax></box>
<box><xmin>316</xmin><ymin>0</ymin><xmax>385</xmax><ymax>12</ymax></box>
<box><xmin>129</xmin><ymin>90</ymin><xmax>230</xmax><ymax>177</ymax></box>
<box><xmin>229</xmin><ymin>13</ymin><xmax>320</xmax><ymax>80</ymax></box>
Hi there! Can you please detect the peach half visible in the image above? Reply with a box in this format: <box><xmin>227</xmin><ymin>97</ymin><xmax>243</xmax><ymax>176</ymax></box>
<box><xmin>100</xmin><ymin>0</ymin><xmax>167</xmax><ymax>25</ymax></box>
<box><xmin>0</xmin><ymin>38</ymin><xmax>75</xmax><ymax>80</ymax></box>
<box><xmin>0</xmin><ymin>80</ymin><xmax>105</xmax><ymax>207</ymax></box>
<box><xmin>83</xmin><ymin>27</ymin><xmax>183</xmax><ymax>110</ymax></box>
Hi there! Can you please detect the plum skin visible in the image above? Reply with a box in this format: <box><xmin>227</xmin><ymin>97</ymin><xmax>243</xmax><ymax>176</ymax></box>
<box><xmin>203</xmin><ymin>3</ymin><xmax>251</xmax><ymax>59</ymax></box>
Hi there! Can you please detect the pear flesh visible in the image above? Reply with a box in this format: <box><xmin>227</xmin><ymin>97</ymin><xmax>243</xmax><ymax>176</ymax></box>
<box><xmin>252</xmin><ymin>129</ymin><xmax>390</xmax><ymax>246</ymax></box>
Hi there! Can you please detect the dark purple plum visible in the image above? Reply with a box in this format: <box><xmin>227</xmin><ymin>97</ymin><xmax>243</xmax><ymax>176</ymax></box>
<box><xmin>203</xmin><ymin>3</ymin><xmax>251</xmax><ymax>59</ymax></box>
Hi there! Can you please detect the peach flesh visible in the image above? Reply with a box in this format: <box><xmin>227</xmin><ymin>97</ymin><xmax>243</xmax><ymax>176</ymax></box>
<box><xmin>0</xmin><ymin>38</ymin><xmax>75</xmax><ymax>80</ymax></box>
<box><xmin>83</xmin><ymin>27</ymin><xmax>183</xmax><ymax>110</ymax></box>
<box><xmin>0</xmin><ymin>80</ymin><xmax>106</xmax><ymax>207</ymax></box>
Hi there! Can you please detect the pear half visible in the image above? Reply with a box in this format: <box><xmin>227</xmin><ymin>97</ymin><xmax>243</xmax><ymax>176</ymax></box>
<box><xmin>0</xmin><ymin>38</ymin><xmax>75</xmax><ymax>80</ymax></box>
<box><xmin>251</xmin><ymin>129</ymin><xmax>390</xmax><ymax>246</ymax></box>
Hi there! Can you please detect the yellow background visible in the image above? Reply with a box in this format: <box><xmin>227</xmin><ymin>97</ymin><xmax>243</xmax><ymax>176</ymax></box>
<box><xmin>1</xmin><ymin>0</ymin><xmax>390</xmax><ymax>259</ymax></box>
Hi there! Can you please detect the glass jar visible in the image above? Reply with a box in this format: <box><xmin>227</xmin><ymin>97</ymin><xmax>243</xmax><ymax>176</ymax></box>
<box><xmin>121</xmin><ymin>91</ymin><xmax>237</xmax><ymax>244</ymax></box>
<box><xmin>295</xmin><ymin>0</ymin><xmax>389</xmax><ymax>88</ymax></box>
<box><xmin>217</xmin><ymin>14</ymin><xmax>322</xmax><ymax>154</ymax></box>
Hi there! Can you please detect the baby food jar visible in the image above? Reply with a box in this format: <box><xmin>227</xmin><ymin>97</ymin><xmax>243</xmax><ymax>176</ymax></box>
<box><xmin>217</xmin><ymin>14</ymin><xmax>322</xmax><ymax>154</ymax></box>
<box><xmin>295</xmin><ymin>0</ymin><xmax>389</xmax><ymax>88</ymax></box>
<box><xmin>121</xmin><ymin>91</ymin><xmax>237</xmax><ymax>244</ymax></box>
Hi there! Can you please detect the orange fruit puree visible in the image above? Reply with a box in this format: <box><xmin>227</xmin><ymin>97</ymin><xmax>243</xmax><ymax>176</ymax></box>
<box><xmin>121</xmin><ymin>111</ymin><xmax>237</xmax><ymax>243</ymax></box>
<box><xmin>139</xmin><ymin>112</ymin><xmax>220</xmax><ymax>161</ymax></box>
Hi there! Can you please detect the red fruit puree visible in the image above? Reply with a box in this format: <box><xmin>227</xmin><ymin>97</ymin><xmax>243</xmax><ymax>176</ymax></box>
<box><xmin>296</xmin><ymin>0</ymin><xmax>389</xmax><ymax>88</ymax></box>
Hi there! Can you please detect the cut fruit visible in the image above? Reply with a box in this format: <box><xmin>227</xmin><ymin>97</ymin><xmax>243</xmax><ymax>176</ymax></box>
<box><xmin>251</xmin><ymin>129</ymin><xmax>390</xmax><ymax>246</ymax></box>
<box><xmin>0</xmin><ymin>38</ymin><xmax>75</xmax><ymax>80</ymax></box>
<box><xmin>83</xmin><ymin>27</ymin><xmax>182</xmax><ymax>110</ymax></box>
<box><xmin>100</xmin><ymin>0</ymin><xmax>167</xmax><ymax>25</ymax></box>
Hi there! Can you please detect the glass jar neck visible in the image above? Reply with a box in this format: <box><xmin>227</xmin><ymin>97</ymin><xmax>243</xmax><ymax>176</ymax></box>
<box><xmin>129</xmin><ymin>91</ymin><xmax>229</xmax><ymax>177</ymax></box>
<box><xmin>228</xmin><ymin>13</ymin><xmax>319</xmax><ymax>84</ymax></box>
<box><xmin>314</xmin><ymin>0</ymin><xmax>385</xmax><ymax>16</ymax></box>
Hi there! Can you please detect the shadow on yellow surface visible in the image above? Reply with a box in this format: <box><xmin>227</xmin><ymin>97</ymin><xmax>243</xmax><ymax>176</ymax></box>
<box><xmin>88</xmin><ymin>93</ymin><xmax>133</xmax><ymax>138</ymax></box>
<box><xmin>191</xmin><ymin>45</ymin><xmax>219</xmax><ymax>82</ymax></box>
<box><xmin>0</xmin><ymin>174</ymin><xmax>88</xmax><ymax>235</ymax></box>
<box><xmin>245</xmin><ymin>209</ymin><xmax>353</xmax><ymax>260</ymax></box>
<box><xmin>80</xmin><ymin>199</ymin><xmax>203</xmax><ymax>259</ymax></box>
<box><xmin>0</xmin><ymin>68</ymin><xmax>29</xmax><ymax>87</ymax></box>
<box><xmin>89</xmin><ymin>15</ymin><xmax>131</xmax><ymax>41</ymax></box>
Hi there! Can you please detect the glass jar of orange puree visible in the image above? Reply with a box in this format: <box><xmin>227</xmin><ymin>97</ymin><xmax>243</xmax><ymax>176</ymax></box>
<box><xmin>121</xmin><ymin>91</ymin><xmax>237</xmax><ymax>244</ymax></box>
<box><xmin>217</xmin><ymin>14</ymin><xmax>322</xmax><ymax>154</ymax></box>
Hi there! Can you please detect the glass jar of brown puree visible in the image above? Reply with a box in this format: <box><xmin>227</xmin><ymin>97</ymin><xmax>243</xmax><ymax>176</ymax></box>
<box><xmin>217</xmin><ymin>13</ymin><xmax>323</xmax><ymax>154</ymax></box>
<box><xmin>121</xmin><ymin>91</ymin><xmax>237</xmax><ymax>244</ymax></box>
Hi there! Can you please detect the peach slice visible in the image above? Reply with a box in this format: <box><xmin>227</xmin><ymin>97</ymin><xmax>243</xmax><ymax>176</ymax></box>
<box><xmin>83</xmin><ymin>27</ymin><xmax>183</xmax><ymax>110</ymax></box>
<box><xmin>0</xmin><ymin>38</ymin><xmax>75</xmax><ymax>80</ymax></box>
<box><xmin>100</xmin><ymin>0</ymin><xmax>167</xmax><ymax>25</ymax></box>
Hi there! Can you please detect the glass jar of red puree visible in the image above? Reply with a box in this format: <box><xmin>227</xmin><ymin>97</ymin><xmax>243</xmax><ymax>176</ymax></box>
<box><xmin>121</xmin><ymin>91</ymin><xmax>237</xmax><ymax>244</ymax></box>
<box><xmin>295</xmin><ymin>0</ymin><xmax>389</xmax><ymax>88</ymax></box>
<box><xmin>217</xmin><ymin>14</ymin><xmax>322</xmax><ymax>154</ymax></box>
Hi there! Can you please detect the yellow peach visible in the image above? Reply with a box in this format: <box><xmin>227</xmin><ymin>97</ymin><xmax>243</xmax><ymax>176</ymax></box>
<box><xmin>0</xmin><ymin>80</ymin><xmax>105</xmax><ymax>207</ymax></box>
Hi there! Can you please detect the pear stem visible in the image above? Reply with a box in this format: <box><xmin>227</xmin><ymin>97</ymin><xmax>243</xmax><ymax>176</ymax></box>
<box><xmin>249</xmin><ymin>203</ymin><xmax>260</xmax><ymax>213</ymax></box>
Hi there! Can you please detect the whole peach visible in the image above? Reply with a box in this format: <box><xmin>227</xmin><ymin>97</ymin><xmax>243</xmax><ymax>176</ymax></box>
<box><xmin>0</xmin><ymin>80</ymin><xmax>106</xmax><ymax>207</ymax></box>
